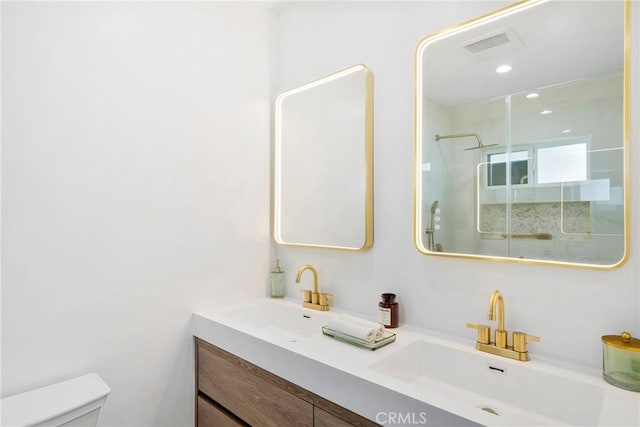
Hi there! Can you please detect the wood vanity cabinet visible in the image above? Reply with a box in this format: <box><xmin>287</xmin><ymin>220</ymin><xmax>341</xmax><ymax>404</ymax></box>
<box><xmin>195</xmin><ymin>338</ymin><xmax>379</xmax><ymax>427</ymax></box>
<box><xmin>314</xmin><ymin>407</ymin><xmax>358</xmax><ymax>427</ymax></box>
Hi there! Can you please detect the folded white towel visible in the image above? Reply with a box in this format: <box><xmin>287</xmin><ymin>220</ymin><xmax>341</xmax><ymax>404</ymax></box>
<box><xmin>326</xmin><ymin>315</ymin><xmax>387</xmax><ymax>343</ymax></box>
<box><xmin>339</xmin><ymin>314</ymin><xmax>386</xmax><ymax>340</ymax></box>
<box><xmin>326</xmin><ymin>319</ymin><xmax>377</xmax><ymax>343</ymax></box>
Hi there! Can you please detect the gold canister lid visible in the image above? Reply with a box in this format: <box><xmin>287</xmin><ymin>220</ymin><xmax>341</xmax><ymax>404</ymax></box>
<box><xmin>602</xmin><ymin>331</ymin><xmax>640</xmax><ymax>352</ymax></box>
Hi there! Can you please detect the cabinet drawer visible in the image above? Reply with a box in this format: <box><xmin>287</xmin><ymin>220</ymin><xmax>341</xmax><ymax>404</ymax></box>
<box><xmin>197</xmin><ymin>396</ymin><xmax>246</xmax><ymax>427</ymax></box>
<box><xmin>197</xmin><ymin>345</ymin><xmax>313</xmax><ymax>427</ymax></box>
<box><xmin>315</xmin><ymin>407</ymin><xmax>357</xmax><ymax>427</ymax></box>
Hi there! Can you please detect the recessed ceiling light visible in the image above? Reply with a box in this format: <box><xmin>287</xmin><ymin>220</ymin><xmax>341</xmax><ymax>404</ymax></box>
<box><xmin>540</xmin><ymin>110</ymin><xmax>552</xmax><ymax>115</ymax></box>
<box><xmin>526</xmin><ymin>92</ymin><xmax>539</xmax><ymax>99</ymax></box>
<box><xmin>496</xmin><ymin>65</ymin><xmax>512</xmax><ymax>73</ymax></box>
<box><xmin>561</xmin><ymin>129</ymin><xmax>572</xmax><ymax>133</ymax></box>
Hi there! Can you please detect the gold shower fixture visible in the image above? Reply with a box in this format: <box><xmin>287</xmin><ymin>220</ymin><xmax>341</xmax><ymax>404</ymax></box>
<box><xmin>434</xmin><ymin>132</ymin><xmax>499</xmax><ymax>150</ymax></box>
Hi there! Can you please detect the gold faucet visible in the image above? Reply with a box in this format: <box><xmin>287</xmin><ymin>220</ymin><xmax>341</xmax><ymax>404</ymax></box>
<box><xmin>488</xmin><ymin>290</ymin><xmax>507</xmax><ymax>349</ymax></box>
<box><xmin>467</xmin><ymin>290</ymin><xmax>540</xmax><ymax>361</ymax></box>
<box><xmin>295</xmin><ymin>264</ymin><xmax>333</xmax><ymax>311</ymax></box>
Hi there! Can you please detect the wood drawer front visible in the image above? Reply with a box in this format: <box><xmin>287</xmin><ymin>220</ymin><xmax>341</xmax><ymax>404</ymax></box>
<box><xmin>197</xmin><ymin>396</ymin><xmax>245</xmax><ymax>427</ymax></box>
<box><xmin>197</xmin><ymin>345</ymin><xmax>313</xmax><ymax>427</ymax></box>
<box><xmin>315</xmin><ymin>407</ymin><xmax>357</xmax><ymax>427</ymax></box>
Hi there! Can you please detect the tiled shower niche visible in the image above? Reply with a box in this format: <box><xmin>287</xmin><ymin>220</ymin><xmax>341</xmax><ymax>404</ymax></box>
<box><xmin>479</xmin><ymin>202</ymin><xmax>592</xmax><ymax>241</ymax></box>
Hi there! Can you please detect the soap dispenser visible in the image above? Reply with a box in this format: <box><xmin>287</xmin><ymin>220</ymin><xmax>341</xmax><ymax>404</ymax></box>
<box><xmin>270</xmin><ymin>259</ymin><xmax>285</xmax><ymax>298</ymax></box>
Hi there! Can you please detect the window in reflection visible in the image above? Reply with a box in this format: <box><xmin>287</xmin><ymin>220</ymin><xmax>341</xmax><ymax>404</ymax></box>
<box><xmin>537</xmin><ymin>142</ymin><xmax>587</xmax><ymax>184</ymax></box>
<box><xmin>487</xmin><ymin>150</ymin><xmax>529</xmax><ymax>186</ymax></box>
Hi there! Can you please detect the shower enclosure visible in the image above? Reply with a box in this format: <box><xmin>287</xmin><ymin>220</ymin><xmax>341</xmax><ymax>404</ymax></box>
<box><xmin>423</xmin><ymin>77</ymin><xmax>624</xmax><ymax>264</ymax></box>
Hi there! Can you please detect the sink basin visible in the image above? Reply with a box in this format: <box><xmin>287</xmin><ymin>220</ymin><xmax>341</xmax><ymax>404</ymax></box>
<box><xmin>221</xmin><ymin>299</ymin><xmax>334</xmax><ymax>341</ymax></box>
<box><xmin>369</xmin><ymin>340</ymin><xmax>606</xmax><ymax>426</ymax></box>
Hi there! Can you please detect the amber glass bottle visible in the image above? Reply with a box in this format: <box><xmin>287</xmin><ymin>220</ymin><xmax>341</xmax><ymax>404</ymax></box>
<box><xmin>378</xmin><ymin>293</ymin><xmax>399</xmax><ymax>328</ymax></box>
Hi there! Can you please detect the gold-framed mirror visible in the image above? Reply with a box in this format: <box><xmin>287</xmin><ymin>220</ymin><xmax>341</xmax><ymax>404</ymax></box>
<box><xmin>414</xmin><ymin>0</ymin><xmax>629</xmax><ymax>269</ymax></box>
<box><xmin>275</xmin><ymin>64</ymin><xmax>374</xmax><ymax>250</ymax></box>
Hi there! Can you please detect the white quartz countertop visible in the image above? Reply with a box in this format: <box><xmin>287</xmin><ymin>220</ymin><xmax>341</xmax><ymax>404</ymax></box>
<box><xmin>192</xmin><ymin>298</ymin><xmax>639</xmax><ymax>427</ymax></box>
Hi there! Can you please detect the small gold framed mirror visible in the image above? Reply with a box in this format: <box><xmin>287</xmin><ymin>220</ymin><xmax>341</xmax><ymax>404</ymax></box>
<box><xmin>275</xmin><ymin>64</ymin><xmax>374</xmax><ymax>250</ymax></box>
<box><xmin>414</xmin><ymin>0</ymin><xmax>629</xmax><ymax>268</ymax></box>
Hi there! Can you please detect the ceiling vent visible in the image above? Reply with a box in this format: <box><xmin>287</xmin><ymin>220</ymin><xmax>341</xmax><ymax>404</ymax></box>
<box><xmin>464</xmin><ymin>32</ymin><xmax>510</xmax><ymax>54</ymax></box>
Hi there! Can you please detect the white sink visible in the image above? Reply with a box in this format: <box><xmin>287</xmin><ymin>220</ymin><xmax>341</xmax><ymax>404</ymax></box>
<box><xmin>369</xmin><ymin>340</ymin><xmax>607</xmax><ymax>426</ymax></box>
<box><xmin>219</xmin><ymin>299</ymin><xmax>334</xmax><ymax>341</ymax></box>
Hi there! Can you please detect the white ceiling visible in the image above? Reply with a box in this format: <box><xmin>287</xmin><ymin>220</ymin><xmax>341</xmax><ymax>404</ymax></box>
<box><xmin>422</xmin><ymin>0</ymin><xmax>625</xmax><ymax>107</ymax></box>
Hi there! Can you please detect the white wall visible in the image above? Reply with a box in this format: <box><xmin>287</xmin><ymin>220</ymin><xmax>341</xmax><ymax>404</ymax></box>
<box><xmin>274</xmin><ymin>1</ymin><xmax>639</xmax><ymax>369</ymax></box>
<box><xmin>1</xmin><ymin>2</ymin><xmax>271</xmax><ymax>426</ymax></box>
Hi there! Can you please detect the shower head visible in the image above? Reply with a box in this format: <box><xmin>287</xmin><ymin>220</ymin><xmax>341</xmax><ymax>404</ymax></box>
<box><xmin>463</xmin><ymin>143</ymin><xmax>499</xmax><ymax>151</ymax></box>
<box><xmin>435</xmin><ymin>132</ymin><xmax>499</xmax><ymax>151</ymax></box>
<box><xmin>430</xmin><ymin>200</ymin><xmax>439</xmax><ymax>214</ymax></box>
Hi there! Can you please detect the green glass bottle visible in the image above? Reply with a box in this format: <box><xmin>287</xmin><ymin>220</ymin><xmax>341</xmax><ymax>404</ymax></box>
<box><xmin>270</xmin><ymin>259</ymin><xmax>285</xmax><ymax>298</ymax></box>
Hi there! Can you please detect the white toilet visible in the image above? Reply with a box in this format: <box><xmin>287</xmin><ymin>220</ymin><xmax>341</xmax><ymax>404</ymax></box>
<box><xmin>1</xmin><ymin>373</ymin><xmax>111</xmax><ymax>427</ymax></box>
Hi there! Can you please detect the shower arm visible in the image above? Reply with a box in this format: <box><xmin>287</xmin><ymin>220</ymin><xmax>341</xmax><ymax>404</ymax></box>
<box><xmin>435</xmin><ymin>132</ymin><xmax>484</xmax><ymax>147</ymax></box>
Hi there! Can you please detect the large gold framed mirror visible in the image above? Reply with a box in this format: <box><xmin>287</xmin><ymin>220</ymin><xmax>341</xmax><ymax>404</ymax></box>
<box><xmin>414</xmin><ymin>0</ymin><xmax>629</xmax><ymax>268</ymax></box>
<box><xmin>275</xmin><ymin>64</ymin><xmax>374</xmax><ymax>250</ymax></box>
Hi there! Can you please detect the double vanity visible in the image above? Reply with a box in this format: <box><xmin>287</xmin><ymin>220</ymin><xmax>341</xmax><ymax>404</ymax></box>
<box><xmin>192</xmin><ymin>298</ymin><xmax>639</xmax><ymax>426</ymax></box>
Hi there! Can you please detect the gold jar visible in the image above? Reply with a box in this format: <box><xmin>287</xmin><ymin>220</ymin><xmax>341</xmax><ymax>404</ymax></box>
<box><xmin>602</xmin><ymin>332</ymin><xmax>640</xmax><ymax>392</ymax></box>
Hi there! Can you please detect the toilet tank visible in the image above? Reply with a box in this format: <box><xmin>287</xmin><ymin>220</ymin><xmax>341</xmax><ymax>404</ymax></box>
<box><xmin>1</xmin><ymin>373</ymin><xmax>111</xmax><ymax>427</ymax></box>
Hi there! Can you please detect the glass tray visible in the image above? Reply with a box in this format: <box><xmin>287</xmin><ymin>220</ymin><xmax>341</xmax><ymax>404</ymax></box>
<box><xmin>322</xmin><ymin>326</ymin><xmax>396</xmax><ymax>350</ymax></box>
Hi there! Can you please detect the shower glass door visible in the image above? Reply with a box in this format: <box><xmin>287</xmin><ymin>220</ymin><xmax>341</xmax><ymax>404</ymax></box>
<box><xmin>508</xmin><ymin>76</ymin><xmax>625</xmax><ymax>264</ymax></box>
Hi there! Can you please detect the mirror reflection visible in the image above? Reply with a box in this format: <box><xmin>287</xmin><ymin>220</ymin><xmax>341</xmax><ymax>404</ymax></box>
<box><xmin>275</xmin><ymin>64</ymin><xmax>373</xmax><ymax>250</ymax></box>
<box><xmin>415</xmin><ymin>0</ymin><xmax>628</xmax><ymax>268</ymax></box>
